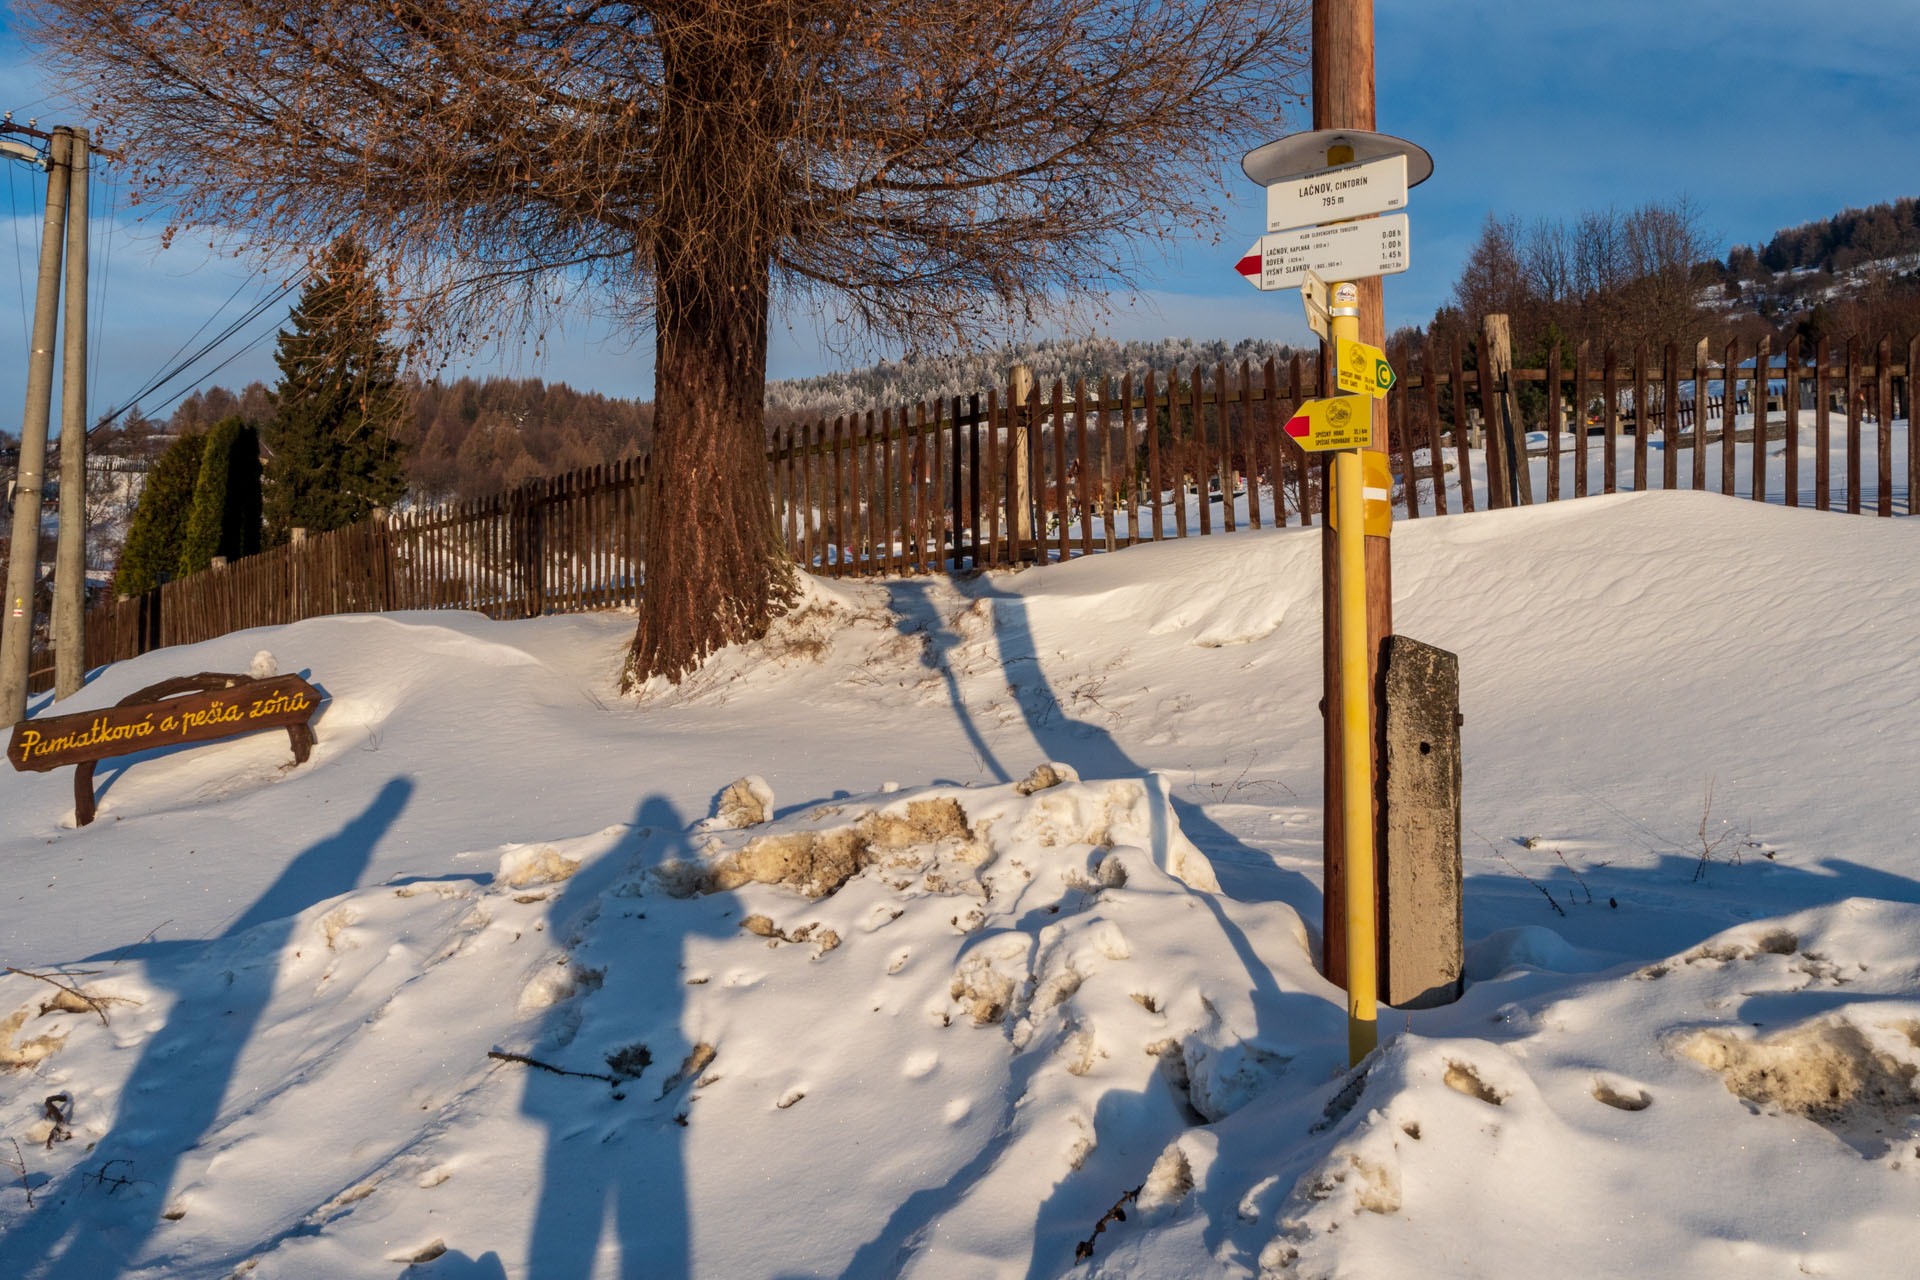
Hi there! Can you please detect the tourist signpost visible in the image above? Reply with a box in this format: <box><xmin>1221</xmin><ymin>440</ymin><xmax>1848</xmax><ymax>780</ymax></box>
<box><xmin>1238</xmin><ymin>127</ymin><xmax>1433</xmax><ymax>1064</ymax></box>
<box><xmin>1233</xmin><ymin>215</ymin><xmax>1409</xmax><ymax>293</ymax></box>
<box><xmin>1265</xmin><ymin>152</ymin><xmax>1409</xmax><ymax>232</ymax></box>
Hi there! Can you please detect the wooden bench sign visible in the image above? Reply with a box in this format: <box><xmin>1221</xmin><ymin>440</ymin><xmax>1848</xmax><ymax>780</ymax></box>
<box><xmin>7</xmin><ymin>672</ymin><xmax>322</xmax><ymax>826</ymax></box>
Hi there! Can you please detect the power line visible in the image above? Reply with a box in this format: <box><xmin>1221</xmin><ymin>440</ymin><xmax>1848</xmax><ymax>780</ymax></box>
<box><xmin>139</xmin><ymin>317</ymin><xmax>285</xmax><ymax>420</ymax></box>
<box><xmin>88</xmin><ymin>166</ymin><xmax>119</xmax><ymax>412</ymax></box>
<box><xmin>93</xmin><ymin>268</ymin><xmax>310</xmax><ymax>430</ymax></box>
<box><xmin>6</xmin><ymin>154</ymin><xmax>35</xmax><ymax>365</ymax></box>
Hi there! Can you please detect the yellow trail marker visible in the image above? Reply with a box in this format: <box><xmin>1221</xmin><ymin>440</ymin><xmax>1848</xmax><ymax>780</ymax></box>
<box><xmin>1336</xmin><ymin>337</ymin><xmax>1395</xmax><ymax>399</ymax></box>
<box><xmin>1284</xmin><ymin>394</ymin><xmax>1373</xmax><ymax>452</ymax></box>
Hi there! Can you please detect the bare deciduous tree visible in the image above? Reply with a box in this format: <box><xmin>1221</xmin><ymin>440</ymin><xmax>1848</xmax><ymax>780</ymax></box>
<box><xmin>22</xmin><ymin>0</ymin><xmax>1309</xmax><ymax>682</ymax></box>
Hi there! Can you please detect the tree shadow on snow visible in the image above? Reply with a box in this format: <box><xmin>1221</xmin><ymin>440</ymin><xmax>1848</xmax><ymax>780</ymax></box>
<box><xmin>0</xmin><ymin>775</ymin><xmax>413</xmax><ymax>1279</ymax></box>
<box><xmin>1460</xmin><ymin>847</ymin><xmax>1920</xmax><ymax>978</ymax></box>
<box><xmin>879</xmin><ymin>576</ymin><xmax>1331</xmax><ymax>1279</ymax></box>
<box><xmin>885</xmin><ymin>575</ymin><xmax>1321</xmax><ymax>924</ymax></box>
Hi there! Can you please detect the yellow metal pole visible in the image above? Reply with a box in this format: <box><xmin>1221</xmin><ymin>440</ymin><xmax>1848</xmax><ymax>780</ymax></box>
<box><xmin>1330</xmin><ymin>284</ymin><xmax>1378</xmax><ymax>1065</ymax></box>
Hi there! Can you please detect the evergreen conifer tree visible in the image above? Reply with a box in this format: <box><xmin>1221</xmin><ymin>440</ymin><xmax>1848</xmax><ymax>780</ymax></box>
<box><xmin>263</xmin><ymin>239</ymin><xmax>406</xmax><ymax>543</ymax></box>
<box><xmin>113</xmin><ymin>430</ymin><xmax>207</xmax><ymax>594</ymax></box>
<box><xmin>178</xmin><ymin>415</ymin><xmax>263</xmax><ymax>576</ymax></box>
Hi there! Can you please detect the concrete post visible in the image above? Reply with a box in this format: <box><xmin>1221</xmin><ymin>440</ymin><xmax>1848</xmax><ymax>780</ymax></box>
<box><xmin>0</xmin><ymin>129</ymin><xmax>71</xmax><ymax>724</ymax></box>
<box><xmin>1381</xmin><ymin>636</ymin><xmax>1464</xmax><ymax>1008</ymax></box>
<box><xmin>54</xmin><ymin>127</ymin><xmax>89</xmax><ymax>700</ymax></box>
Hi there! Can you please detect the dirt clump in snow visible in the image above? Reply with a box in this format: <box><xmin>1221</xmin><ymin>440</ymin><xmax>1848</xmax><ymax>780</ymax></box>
<box><xmin>1016</xmin><ymin>762</ymin><xmax>1079</xmax><ymax>796</ymax></box>
<box><xmin>713</xmin><ymin>775</ymin><xmax>775</xmax><ymax>828</ymax></box>
<box><xmin>500</xmin><ymin>845</ymin><xmax>582</xmax><ymax>888</ymax></box>
<box><xmin>660</xmin><ymin>1043</ymin><xmax>717</xmax><ymax>1097</ymax></box>
<box><xmin>1680</xmin><ymin>1017</ymin><xmax>1920</xmax><ymax>1148</ymax></box>
<box><xmin>693</xmin><ymin>797</ymin><xmax>976</xmax><ymax>899</ymax></box>
<box><xmin>1136</xmin><ymin>1142</ymin><xmax>1195</xmax><ymax>1213</ymax></box>
<box><xmin>0</xmin><ymin>1007</ymin><xmax>67</xmax><ymax>1071</ymax></box>
<box><xmin>706</xmin><ymin>826</ymin><xmax>871</xmax><ymax>898</ymax></box>
<box><xmin>950</xmin><ymin>950</ymin><xmax>1022</xmax><ymax>1026</ymax></box>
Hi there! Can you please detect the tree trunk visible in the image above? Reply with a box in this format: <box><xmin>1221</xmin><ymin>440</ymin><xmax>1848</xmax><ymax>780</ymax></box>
<box><xmin>625</xmin><ymin>15</ymin><xmax>795</xmax><ymax>686</ymax></box>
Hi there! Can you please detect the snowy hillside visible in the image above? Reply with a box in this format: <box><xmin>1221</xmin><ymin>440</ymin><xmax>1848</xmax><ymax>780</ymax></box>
<box><xmin>2</xmin><ymin>491</ymin><xmax>1918</xmax><ymax>1278</ymax></box>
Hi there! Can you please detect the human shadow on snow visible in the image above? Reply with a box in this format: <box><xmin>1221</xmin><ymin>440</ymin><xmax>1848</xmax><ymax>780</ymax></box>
<box><xmin>0</xmin><ymin>775</ymin><xmax>412</xmax><ymax>1280</ymax></box>
<box><xmin>518</xmin><ymin>794</ymin><xmax>735</xmax><ymax>1280</ymax></box>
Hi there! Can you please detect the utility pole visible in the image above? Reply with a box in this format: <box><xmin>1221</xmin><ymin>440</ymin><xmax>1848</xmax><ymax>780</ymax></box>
<box><xmin>1314</xmin><ymin>0</ymin><xmax>1392</xmax><ymax>992</ymax></box>
<box><xmin>55</xmin><ymin>127</ymin><xmax>89</xmax><ymax>699</ymax></box>
<box><xmin>0</xmin><ymin>128</ymin><xmax>71</xmax><ymax>725</ymax></box>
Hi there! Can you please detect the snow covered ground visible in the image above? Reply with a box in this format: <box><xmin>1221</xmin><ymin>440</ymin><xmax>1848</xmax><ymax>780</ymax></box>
<box><xmin>3</xmin><ymin>489</ymin><xmax>1919</xmax><ymax>1278</ymax></box>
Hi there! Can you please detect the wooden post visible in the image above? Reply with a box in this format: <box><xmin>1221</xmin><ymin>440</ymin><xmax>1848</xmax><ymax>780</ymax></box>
<box><xmin>1075</xmin><ymin>379</ymin><xmax>1094</xmax><ymax>557</ymax></box>
<box><xmin>1753</xmin><ymin>335</ymin><xmax>1771</xmax><ymax>504</ymax></box>
<box><xmin>1450</xmin><ymin>343</ymin><xmax>1473</xmax><ymax>512</ymax></box>
<box><xmin>1420</xmin><ymin>348</ymin><xmax>1445</xmax><ymax>516</ymax></box>
<box><xmin>1100</xmin><ymin>378</ymin><xmax>1118</xmax><ymax>549</ymax></box>
<box><xmin>1394</xmin><ymin>368</ymin><xmax>1419</xmax><ymax>517</ymax></box>
<box><xmin>1784</xmin><ymin>337</ymin><xmax>1801</xmax><ymax>508</ymax></box>
<box><xmin>1721</xmin><ymin>338</ymin><xmax>1739</xmax><ymax>497</ymax></box>
<box><xmin>1814</xmin><ymin>337</ymin><xmax>1831</xmax><ymax>511</ymax></box>
<box><xmin>1169</xmin><ymin>373</ymin><xmax>1188</xmax><ymax>537</ymax></box>
<box><xmin>1241</xmin><ymin>364</ymin><xmax>1261</xmax><ymax>529</ymax></box>
<box><xmin>1845</xmin><ymin>339</ymin><xmax>1861</xmax><ymax>515</ymax></box>
<box><xmin>1909</xmin><ymin>334</ymin><xmax>1920</xmax><ymax>516</ymax></box>
<box><xmin>1051</xmin><ymin>380</ymin><xmax>1069</xmax><ymax>563</ymax></box>
<box><xmin>1478</xmin><ymin>332</ymin><xmax>1506</xmax><ymax>508</ymax></box>
<box><xmin>1602</xmin><ymin>346</ymin><xmax>1619</xmax><ymax>495</ymax></box>
<box><xmin>1663</xmin><ymin>342</ymin><xmax>1681</xmax><ymax>491</ymax></box>
<box><xmin>1693</xmin><ymin>338</ymin><xmax>1711</xmax><ymax>491</ymax></box>
<box><xmin>1482</xmin><ymin>315</ymin><xmax>1530</xmax><ymax>506</ymax></box>
<box><xmin>1543</xmin><ymin>343</ymin><xmax>1561</xmax><ymax>501</ymax></box>
<box><xmin>1216</xmin><ymin>360</ymin><xmax>1236</xmax><ymax>532</ymax></box>
<box><xmin>1632</xmin><ymin>341</ymin><xmax>1649</xmax><ymax>492</ymax></box>
<box><xmin>289</xmin><ymin>528</ymin><xmax>309</xmax><ymax>621</ymax></box>
<box><xmin>983</xmin><ymin>394</ymin><xmax>1001</xmax><ymax>567</ymax></box>
<box><xmin>969</xmin><ymin>393</ymin><xmax>983</xmax><ymax>565</ymax></box>
<box><xmin>1876</xmin><ymin>334</ymin><xmax>1893</xmax><ymax>517</ymax></box>
<box><xmin>1573</xmin><ymin>341</ymin><xmax>1590</xmax><ymax>499</ymax></box>
<box><xmin>949</xmin><ymin>396</ymin><xmax>965</xmax><ymax>568</ymax></box>
<box><xmin>1009</xmin><ymin>365</ymin><xmax>1035</xmax><ymax>559</ymax></box>
<box><xmin>1193</xmin><ymin>372</ymin><xmax>1211</xmax><ymax>536</ymax></box>
<box><xmin>1312</xmin><ymin>0</ymin><xmax>1399</xmax><ymax>999</ymax></box>
<box><xmin>1145</xmin><ymin>370</ymin><xmax>1163</xmax><ymax>541</ymax></box>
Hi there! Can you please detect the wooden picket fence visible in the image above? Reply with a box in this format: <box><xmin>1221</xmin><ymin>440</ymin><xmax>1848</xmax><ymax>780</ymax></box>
<box><xmin>42</xmin><ymin>325</ymin><xmax>1917</xmax><ymax>682</ymax></box>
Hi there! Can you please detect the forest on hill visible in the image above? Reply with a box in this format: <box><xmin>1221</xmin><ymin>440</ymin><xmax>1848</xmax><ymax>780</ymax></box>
<box><xmin>1411</xmin><ymin>194</ymin><xmax>1920</xmax><ymax>382</ymax></box>
<box><xmin>69</xmin><ymin>195</ymin><xmax>1915</xmax><ymax>513</ymax></box>
<box><xmin>762</xmin><ymin>335</ymin><xmax>1304</xmax><ymax>422</ymax></box>
<box><xmin>1728</xmin><ymin>197</ymin><xmax>1920</xmax><ymax>277</ymax></box>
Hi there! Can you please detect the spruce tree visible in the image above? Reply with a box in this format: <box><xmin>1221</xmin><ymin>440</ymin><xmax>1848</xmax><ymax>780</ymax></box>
<box><xmin>263</xmin><ymin>239</ymin><xmax>406</xmax><ymax>543</ymax></box>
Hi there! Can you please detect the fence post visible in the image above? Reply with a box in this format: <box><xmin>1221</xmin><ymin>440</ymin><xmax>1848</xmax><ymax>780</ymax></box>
<box><xmin>1009</xmin><ymin>364</ymin><xmax>1034</xmax><ymax>561</ymax></box>
<box><xmin>370</xmin><ymin>506</ymin><xmax>394</xmax><ymax>611</ymax></box>
<box><xmin>1481</xmin><ymin>314</ymin><xmax>1531</xmax><ymax>505</ymax></box>
<box><xmin>290</xmin><ymin>528</ymin><xmax>307</xmax><ymax>622</ymax></box>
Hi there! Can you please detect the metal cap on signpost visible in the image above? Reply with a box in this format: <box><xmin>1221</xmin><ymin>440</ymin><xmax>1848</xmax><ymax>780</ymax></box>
<box><xmin>1241</xmin><ymin>128</ymin><xmax>1434</xmax><ymax>189</ymax></box>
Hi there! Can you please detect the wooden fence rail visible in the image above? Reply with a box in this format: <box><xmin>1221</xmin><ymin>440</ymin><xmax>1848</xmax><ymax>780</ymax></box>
<box><xmin>35</xmin><ymin>326</ymin><xmax>1916</xmax><ymax>686</ymax></box>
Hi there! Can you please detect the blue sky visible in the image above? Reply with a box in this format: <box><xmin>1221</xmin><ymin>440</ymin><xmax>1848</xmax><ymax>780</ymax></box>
<box><xmin>3</xmin><ymin>1</ymin><xmax>1917</xmax><ymax>432</ymax></box>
